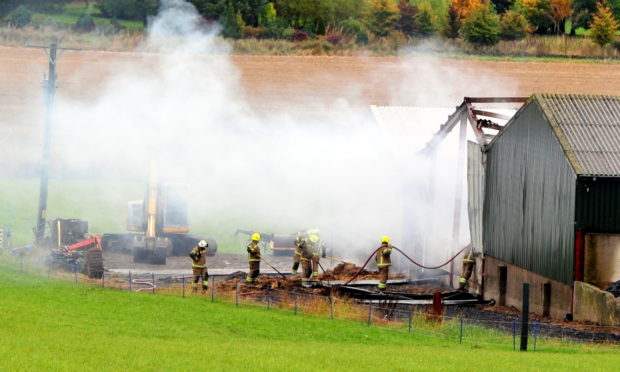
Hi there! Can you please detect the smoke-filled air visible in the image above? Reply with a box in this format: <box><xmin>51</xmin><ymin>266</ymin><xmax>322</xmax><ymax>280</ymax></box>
<box><xmin>30</xmin><ymin>0</ymin><xmax>511</xmax><ymax>265</ymax></box>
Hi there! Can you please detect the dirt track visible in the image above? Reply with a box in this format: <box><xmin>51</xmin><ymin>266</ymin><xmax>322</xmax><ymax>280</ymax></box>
<box><xmin>3</xmin><ymin>45</ymin><xmax>620</xmax><ymax>165</ymax></box>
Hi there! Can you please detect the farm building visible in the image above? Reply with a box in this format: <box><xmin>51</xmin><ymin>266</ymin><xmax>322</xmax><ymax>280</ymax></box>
<box><xmin>480</xmin><ymin>93</ymin><xmax>620</xmax><ymax>325</ymax></box>
<box><xmin>372</xmin><ymin>94</ymin><xmax>620</xmax><ymax>325</ymax></box>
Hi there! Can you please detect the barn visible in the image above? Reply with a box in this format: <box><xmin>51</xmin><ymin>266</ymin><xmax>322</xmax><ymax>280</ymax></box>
<box><xmin>481</xmin><ymin>93</ymin><xmax>620</xmax><ymax>324</ymax></box>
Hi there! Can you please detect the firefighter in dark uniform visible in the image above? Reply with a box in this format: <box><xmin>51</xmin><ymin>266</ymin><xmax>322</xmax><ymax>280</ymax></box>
<box><xmin>246</xmin><ymin>233</ymin><xmax>261</xmax><ymax>283</ymax></box>
<box><xmin>291</xmin><ymin>231</ymin><xmax>308</xmax><ymax>275</ymax></box>
<box><xmin>300</xmin><ymin>235</ymin><xmax>314</xmax><ymax>282</ymax></box>
<box><xmin>375</xmin><ymin>236</ymin><xmax>392</xmax><ymax>291</ymax></box>
<box><xmin>189</xmin><ymin>240</ymin><xmax>209</xmax><ymax>293</ymax></box>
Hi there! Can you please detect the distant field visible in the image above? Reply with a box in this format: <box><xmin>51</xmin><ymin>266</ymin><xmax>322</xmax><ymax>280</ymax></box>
<box><xmin>0</xmin><ymin>264</ymin><xmax>618</xmax><ymax>371</ymax></box>
<box><xmin>34</xmin><ymin>3</ymin><xmax>144</xmax><ymax>31</ymax></box>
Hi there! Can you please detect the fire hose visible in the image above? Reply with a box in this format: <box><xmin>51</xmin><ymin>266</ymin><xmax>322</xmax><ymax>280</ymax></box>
<box><xmin>260</xmin><ymin>257</ymin><xmax>287</xmax><ymax>279</ymax></box>
<box><xmin>343</xmin><ymin>245</ymin><xmax>469</xmax><ymax>285</ymax></box>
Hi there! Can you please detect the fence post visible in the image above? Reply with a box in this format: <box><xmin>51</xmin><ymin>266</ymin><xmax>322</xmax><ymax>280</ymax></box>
<box><xmin>74</xmin><ymin>263</ymin><xmax>78</xmax><ymax>284</ymax></box>
<box><xmin>533</xmin><ymin>320</ymin><xmax>539</xmax><ymax>352</ymax></box>
<box><xmin>235</xmin><ymin>281</ymin><xmax>239</xmax><ymax>307</ymax></box>
<box><xmin>367</xmin><ymin>303</ymin><xmax>372</xmax><ymax>327</ymax></box>
<box><xmin>152</xmin><ymin>273</ymin><xmax>155</xmax><ymax>295</ymax></box>
<box><xmin>182</xmin><ymin>275</ymin><xmax>186</xmax><ymax>298</ymax></box>
<box><xmin>520</xmin><ymin>283</ymin><xmax>530</xmax><ymax>351</ymax></box>
<box><xmin>128</xmin><ymin>270</ymin><xmax>132</xmax><ymax>292</ymax></box>
<box><xmin>20</xmin><ymin>255</ymin><xmax>23</xmax><ymax>272</ymax></box>
<box><xmin>211</xmin><ymin>277</ymin><xmax>215</xmax><ymax>303</ymax></box>
<box><xmin>329</xmin><ymin>293</ymin><xmax>334</xmax><ymax>320</ymax></box>
<box><xmin>101</xmin><ymin>270</ymin><xmax>105</xmax><ymax>288</ymax></box>
<box><xmin>408</xmin><ymin>309</ymin><xmax>413</xmax><ymax>333</ymax></box>
<box><xmin>267</xmin><ymin>288</ymin><xmax>270</xmax><ymax>310</ymax></box>
<box><xmin>512</xmin><ymin>320</ymin><xmax>517</xmax><ymax>351</ymax></box>
<box><xmin>294</xmin><ymin>292</ymin><xmax>298</xmax><ymax>315</ymax></box>
<box><xmin>47</xmin><ymin>265</ymin><xmax>51</xmax><ymax>279</ymax></box>
<box><xmin>459</xmin><ymin>317</ymin><xmax>463</xmax><ymax>344</ymax></box>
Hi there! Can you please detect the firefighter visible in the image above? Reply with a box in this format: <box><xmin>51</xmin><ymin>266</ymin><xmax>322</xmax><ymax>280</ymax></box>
<box><xmin>189</xmin><ymin>240</ymin><xmax>209</xmax><ymax>293</ymax></box>
<box><xmin>299</xmin><ymin>235</ymin><xmax>314</xmax><ymax>282</ymax></box>
<box><xmin>309</xmin><ymin>234</ymin><xmax>321</xmax><ymax>279</ymax></box>
<box><xmin>246</xmin><ymin>233</ymin><xmax>261</xmax><ymax>284</ymax></box>
<box><xmin>375</xmin><ymin>236</ymin><xmax>392</xmax><ymax>291</ymax></box>
<box><xmin>291</xmin><ymin>231</ymin><xmax>307</xmax><ymax>275</ymax></box>
<box><xmin>458</xmin><ymin>246</ymin><xmax>475</xmax><ymax>291</ymax></box>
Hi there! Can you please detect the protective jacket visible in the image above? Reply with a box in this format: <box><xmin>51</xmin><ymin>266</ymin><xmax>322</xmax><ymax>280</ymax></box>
<box><xmin>189</xmin><ymin>247</ymin><xmax>207</xmax><ymax>268</ymax></box>
<box><xmin>375</xmin><ymin>243</ymin><xmax>392</xmax><ymax>267</ymax></box>
<box><xmin>247</xmin><ymin>242</ymin><xmax>261</xmax><ymax>262</ymax></box>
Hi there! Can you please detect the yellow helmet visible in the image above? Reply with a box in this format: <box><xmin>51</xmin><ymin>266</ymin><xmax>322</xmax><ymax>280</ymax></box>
<box><xmin>309</xmin><ymin>235</ymin><xmax>319</xmax><ymax>243</ymax></box>
<box><xmin>251</xmin><ymin>233</ymin><xmax>261</xmax><ymax>241</ymax></box>
<box><xmin>381</xmin><ymin>236</ymin><xmax>390</xmax><ymax>243</ymax></box>
<box><xmin>308</xmin><ymin>228</ymin><xmax>320</xmax><ymax>235</ymax></box>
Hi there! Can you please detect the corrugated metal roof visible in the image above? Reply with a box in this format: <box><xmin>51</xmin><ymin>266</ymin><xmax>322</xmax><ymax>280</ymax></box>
<box><xmin>534</xmin><ymin>93</ymin><xmax>620</xmax><ymax>176</ymax></box>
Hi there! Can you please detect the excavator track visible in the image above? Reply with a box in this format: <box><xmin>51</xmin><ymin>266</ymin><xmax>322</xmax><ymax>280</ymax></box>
<box><xmin>85</xmin><ymin>248</ymin><xmax>104</xmax><ymax>279</ymax></box>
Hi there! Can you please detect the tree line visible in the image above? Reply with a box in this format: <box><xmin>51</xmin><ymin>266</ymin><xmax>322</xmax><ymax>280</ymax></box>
<box><xmin>2</xmin><ymin>0</ymin><xmax>619</xmax><ymax>47</ymax></box>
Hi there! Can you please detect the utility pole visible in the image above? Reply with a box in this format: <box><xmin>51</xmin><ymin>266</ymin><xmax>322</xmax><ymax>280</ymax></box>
<box><xmin>28</xmin><ymin>43</ymin><xmax>79</xmax><ymax>243</ymax></box>
<box><xmin>35</xmin><ymin>43</ymin><xmax>58</xmax><ymax>243</ymax></box>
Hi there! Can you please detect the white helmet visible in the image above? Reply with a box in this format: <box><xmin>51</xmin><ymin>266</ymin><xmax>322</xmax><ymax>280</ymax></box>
<box><xmin>198</xmin><ymin>240</ymin><xmax>208</xmax><ymax>248</ymax></box>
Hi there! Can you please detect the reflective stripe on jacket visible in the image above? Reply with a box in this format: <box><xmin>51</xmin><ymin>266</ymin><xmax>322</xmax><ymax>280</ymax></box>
<box><xmin>247</xmin><ymin>242</ymin><xmax>261</xmax><ymax>262</ymax></box>
<box><xmin>190</xmin><ymin>247</ymin><xmax>207</xmax><ymax>268</ymax></box>
<box><xmin>375</xmin><ymin>244</ymin><xmax>392</xmax><ymax>267</ymax></box>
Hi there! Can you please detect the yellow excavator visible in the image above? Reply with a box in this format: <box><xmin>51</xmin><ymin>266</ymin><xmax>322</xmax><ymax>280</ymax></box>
<box><xmin>103</xmin><ymin>163</ymin><xmax>216</xmax><ymax>264</ymax></box>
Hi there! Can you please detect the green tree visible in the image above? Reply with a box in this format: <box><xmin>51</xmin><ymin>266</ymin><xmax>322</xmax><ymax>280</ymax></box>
<box><xmin>416</xmin><ymin>3</ymin><xmax>437</xmax><ymax>37</ymax></box>
<box><xmin>590</xmin><ymin>1</ymin><xmax>619</xmax><ymax>46</ymax></box>
<box><xmin>492</xmin><ymin>0</ymin><xmax>514</xmax><ymax>13</ymax></box>
<box><xmin>500</xmin><ymin>8</ymin><xmax>529</xmax><ymax>39</ymax></box>
<box><xmin>442</xmin><ymin>1</ymin><xmax>462</xmax><ymax>38</ymax></box>
<box><xmin>221</xmin><ymin>5</ymin><xmax>246</xmax><ymax>38</ymax></box>
<box><xmin>7</xmin><ymin>5</ymin><xmax>32</xmax><ymax>28</ymax></box>
<box><xmin>460</xmin><ymin>3</ymin><xmax>501</xmax><ymax>46</ymax></box>
<box><xmin>397</xmin><ymin>0</ymin><xmax>419</xmax><ymax>37</ymax></box>
<box><xmin>275</xmin><ymin>0</ymin><xmax>365</xmax><ymax>34</ymax></box>
<box><xmin>365</xmin><ymin>0</ymin><xmax>398</xmax><ymax>37</ymax></box>
<box><xmin>97</xmin><ymin>0</ymin><xmax>158</xmax><ymax>23</ymax></box>
<box><xmin>572</xmin><ymin>0</ymin><xmax>620</xmax><ymax>29</ymax></box>
<box><xmin>258</xmin><ymin>2</ymin><xmax>276</xmax><ymax>26</ymax></box>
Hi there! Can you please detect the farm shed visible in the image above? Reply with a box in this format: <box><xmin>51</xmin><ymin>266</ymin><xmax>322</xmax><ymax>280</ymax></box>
<box><xmin>481</xmin><ymin>93</ymin><xmax>620</xmax><ymax>324</ymax></box>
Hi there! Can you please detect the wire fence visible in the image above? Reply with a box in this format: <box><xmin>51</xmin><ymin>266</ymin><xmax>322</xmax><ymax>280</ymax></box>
<box><xmin>5</xmin><ymin>253</ymin><xmax>620</xmax><ymax>349</ymax></box>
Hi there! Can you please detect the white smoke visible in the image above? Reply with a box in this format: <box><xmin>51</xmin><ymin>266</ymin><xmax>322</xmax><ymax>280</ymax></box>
<box><xmin>52</xmin><ymin>0</ymin><xmax>403</xmax><ymax>260</ymax></box>
<box><xmin>6</xmin><ymin>0</ymin><xmax>518</xmax><ymax>271</ymax></box>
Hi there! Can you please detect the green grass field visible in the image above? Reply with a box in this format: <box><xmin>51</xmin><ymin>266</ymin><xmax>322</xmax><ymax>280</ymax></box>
<box><xmin>0</xmin><ymin>264</ymin><xmax>618</xmax><ymax>371</ymax></box>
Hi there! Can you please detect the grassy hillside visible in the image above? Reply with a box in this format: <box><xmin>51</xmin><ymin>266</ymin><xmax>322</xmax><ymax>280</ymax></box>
<box><xmin>0</xmin><ymin>264</ymin><xmax>619</xmax><ymax>371</ymax></box>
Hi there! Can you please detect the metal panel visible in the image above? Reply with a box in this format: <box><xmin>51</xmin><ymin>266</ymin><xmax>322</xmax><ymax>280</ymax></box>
<box><xmin>467</xmin><ymin>141</ymin><xmax>484</xmax><ymax>253</ymax></box>
<box><xmin>536</xmin><ymin>94</ymin><xmax>620</xmax><ymax>176</ymax></box>
<box><xmin>484</xmin><ymin>103</ymin><xmax>577</xmax><ymax>284</ymax></box>
<box><xmin>576</xmin><ymin>177</ymin><xmax>620</xmax><ymax>232</ymax></box>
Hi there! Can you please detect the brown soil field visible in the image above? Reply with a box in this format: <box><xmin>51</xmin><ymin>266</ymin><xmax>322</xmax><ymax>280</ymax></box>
<box><xmin>3</xmin><ymin>45</ymin><xmax>620</xmax><ymax>165</ymax></box>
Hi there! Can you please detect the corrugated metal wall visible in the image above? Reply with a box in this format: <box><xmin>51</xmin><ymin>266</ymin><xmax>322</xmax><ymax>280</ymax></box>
<box><xmin>468</xmin><ymin>141</ymin><xmax>484</xmax><ymax>253</ymax></box>
<box><xmin>576</xmin><ymin>177</ymin><xmax>620</xmax><ymax>232</ymax></box>
<box><xmin>483</xmin><ymin>103</ymin><xmax>577</xmax><ymax>284</ymax></box>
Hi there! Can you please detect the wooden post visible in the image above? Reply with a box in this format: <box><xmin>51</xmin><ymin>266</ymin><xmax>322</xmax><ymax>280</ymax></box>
<box><xmin>520</xmin><ymin>283</ymin><xmax>530</xmax><ymax>351</ymax></box>
<box><xmin>498</xmin><ymin>266</ymin><xmax>507</xmax><ymax>306</ymax></box>
<box><xmin>542</xmin><ymin>282</ymin><xmax>551</xmax><ymax>317</ymax></box>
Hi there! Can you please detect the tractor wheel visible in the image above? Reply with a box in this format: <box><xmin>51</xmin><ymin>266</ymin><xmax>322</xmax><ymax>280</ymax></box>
<box><xmin>85</xmin><ymin>249</ymin><xmax>104</xmax><ymax>279</ymax></box>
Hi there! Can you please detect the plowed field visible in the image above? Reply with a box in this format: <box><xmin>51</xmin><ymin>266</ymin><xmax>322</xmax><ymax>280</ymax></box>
<box><xmin>3</xmin><ymin>45</ymin><xmax>620</xmax><ymax>164</ymax></box>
